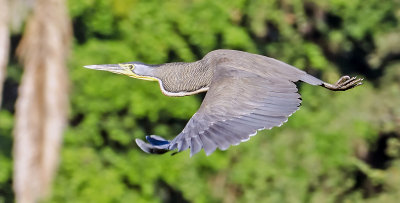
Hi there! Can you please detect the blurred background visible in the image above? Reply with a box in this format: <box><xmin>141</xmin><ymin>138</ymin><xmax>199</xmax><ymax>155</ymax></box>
<box><xmin>1</xmin><ymin>0</ymin><xmax>400</xmax><ymax>202</ymax></box>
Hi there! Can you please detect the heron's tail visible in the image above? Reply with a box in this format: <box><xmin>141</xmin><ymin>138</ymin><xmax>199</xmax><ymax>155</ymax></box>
<box><xmin>135</xmin><ymin>135</ymin><xmax>171</xmax><ymax>154</ymax></box>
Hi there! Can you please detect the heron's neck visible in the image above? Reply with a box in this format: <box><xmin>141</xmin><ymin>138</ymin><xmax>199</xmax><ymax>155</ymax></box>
<box><xmin>152</xmin><ymin>60</ymin><xmax>213</xmax><ymax>95</ymax></box>
<box><xmin>153</xmin><ymin>60</ymin><xmax>207</xmax><ymax>78</ymax></box>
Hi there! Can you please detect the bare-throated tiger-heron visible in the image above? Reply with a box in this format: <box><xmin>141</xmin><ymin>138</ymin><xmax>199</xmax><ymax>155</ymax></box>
<box><xmin>84</xmin><ymin>49</ymin><xmax>363</xmax><ymax>157</ymax></box>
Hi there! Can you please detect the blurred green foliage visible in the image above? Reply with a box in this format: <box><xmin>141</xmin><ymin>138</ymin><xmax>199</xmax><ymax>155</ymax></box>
<box><xmin>1</xmin><ymin>0</ymin><xmax>400</xmax><ymax>202</ymax></box>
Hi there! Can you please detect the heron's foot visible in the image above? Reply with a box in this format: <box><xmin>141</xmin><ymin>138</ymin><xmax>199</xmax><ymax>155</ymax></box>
<box><xmin>322</xmin><ymin>76</ymin><xmax>363</xmax><ymax>91</ymax></box>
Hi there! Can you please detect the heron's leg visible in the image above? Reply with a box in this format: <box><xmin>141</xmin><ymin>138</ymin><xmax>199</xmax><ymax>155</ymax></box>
<box><xmin>322</xmin><ymin>76</ymin><xmax>363</xmax><ymax>91</ymax></box>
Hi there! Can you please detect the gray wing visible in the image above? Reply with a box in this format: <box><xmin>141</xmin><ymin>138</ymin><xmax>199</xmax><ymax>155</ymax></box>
<box><xmin>136</xmin><ymin>65</ymin><xmax>302</xmax><ymax>156</ymax></box>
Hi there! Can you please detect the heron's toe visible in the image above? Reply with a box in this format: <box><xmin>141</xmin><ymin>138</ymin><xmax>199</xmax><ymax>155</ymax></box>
<box><xmin>335</xmin><ymin>76</ymin><xmax>351</xmax><ymax>86</ymax></box>
<box><xmin>337</xmin><ymin>76</ymin><xmax>364</xmax><ymax>90</ymax></box>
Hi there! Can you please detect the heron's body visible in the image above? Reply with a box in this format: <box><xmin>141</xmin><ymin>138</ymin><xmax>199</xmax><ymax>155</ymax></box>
<box><xmin>140</xmin><ymin>50</ymin><xmax>322</xmax><ymax>96</ymax></box>
<box><xmin>85</xmin><ymin>49</ymin><xmax>362</xmax><ymax>156</ymax></box>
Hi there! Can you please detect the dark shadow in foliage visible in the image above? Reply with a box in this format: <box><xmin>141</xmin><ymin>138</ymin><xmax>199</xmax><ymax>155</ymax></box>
<box><xmin>0</xmin><ymin>83</ymin><xmax>14</xmax><ymax>166</ymax></box>
<box><xmin>89</xmin><ymin>108</ymin><xmax>138</xmax><ymax>153</ymax></box>
<box><xmin>0</xmin><ymin>179</ymin><xmax>14</xmax><ymax>203</ymax></box>
<box><xmin>1</xmin><ymin>78</ymin><xmax>18</xmax><ymax>113</ymax></box>
<box><xmin>366</xmin><ymin>132</ymin><xmax>399</xmax><ymax>170</ymax></box>
<box><xmin>2</xmin><ymin>35</ymin><xmax>23</xmax><ymax>113</ymax></box>
<box><xmin>72</xmin><ymin>15</ymin><xmax>88</xmax><ymax>44</ymax></box>
<box><xmin>0</xmin><ymin>129</ymin><xmax>12</xmax><ymax>203</ymax></box>
<box><xmin>97</xmin><ymin>128</ymin><xmax>137</xmax><ymax>153</ymax></box>
<box><xmin>265</xmin><ymin>3</ymin><xmax>399</xmax><ymax>82</ymax></box>
<box><xmin>298</xmin><ymin>5</ymin><xmax>383</xmax><ymax>81</ymax></box>
<box><xmin>0</xmin><ymin>134</ymin><xmax>12</xmax><ymax>162</ymax></box>
<box><xmin>0</xmin><ymin>34</ymin><xmax>20</xmax><ymax>203</ymax></box>
<box><xmin>374</xmin><ymin>53</ymin><xmax>400</xmax><ymax>85</ymax></box>
<box><xmin>334</xmin><ymin>37</ymin><xmax>383</xmax><ymax>81</ymax></box>
<box><xmin>325</xmin><ymin>12</ymin><xmax>342</xmax><ymax>29</ymax></box>
<box><xmin>70</xmin><ymin>112</ymin><xmax>84</xmax><ymax>127</ymax></box>
<box><xmin>336</xmin><ymin>132</ymin><xmax>400</xmax><ymax>202</ymax></box>
<box><xmin>122</xmin><ymin>176</ymin><xmax>142</xmax><ymax>191</ymax></box>
<box><xmin>171</xmin><ymin>23</ymin><xmax>204</xmax><ymax>60</ymax></box>
<box><xmin>72</xmin><ymin>10</ymin><xmax>121</xmax><ymax>44</ymax></box>
<box><xmin>156</xmin><ymin>179</ymin><xmax>190</xmax><ymax>203</ymax></box>
<box><xmin>10</xmin><ymin>35</ymin><xmax>22</xmax><ymax>64</ymax></box>
<box><xmin>156</xmin><ymin>109</ymin><xmax>194</xmax><ymax>136</ymax></box>
<box><xmin>167</xmin><ymin>50</ymin><xmax>180</xmax><ymax>63</ymax></box>
<box><xmin>322</xmin><ymin>9</ymin><xmax>399</xmax><ymax>81</ymax></box>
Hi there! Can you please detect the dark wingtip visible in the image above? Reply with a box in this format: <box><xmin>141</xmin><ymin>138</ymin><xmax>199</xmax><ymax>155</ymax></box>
<box><xmin>135</xmin><ymin>137</ymin><xmax>170</xmax><ymax>155</ymax></box>
<box><xmin>146</xmin><ymin>135</ymin><xmax>170</xmax><ymax>145</ymax></box>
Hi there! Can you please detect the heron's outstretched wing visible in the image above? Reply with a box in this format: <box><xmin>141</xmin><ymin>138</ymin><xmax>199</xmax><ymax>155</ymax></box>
<box><xmin>136</xmin><ymin>65</ymin><xmax>302</xmax><ymax>156</ymax></box>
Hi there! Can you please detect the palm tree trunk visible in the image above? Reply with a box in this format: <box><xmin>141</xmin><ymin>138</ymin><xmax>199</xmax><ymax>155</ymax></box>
<box><xmin>13</xmin><ymin>0</ymin><xmax>72</xmax><ymax>202</ymax></box>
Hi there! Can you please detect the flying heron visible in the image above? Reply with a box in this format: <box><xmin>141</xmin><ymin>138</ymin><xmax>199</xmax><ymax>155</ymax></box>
<box><xmin>84</xmin><ymin>49</ymin><xmax>363</xmax><ymax>157</ymax></box>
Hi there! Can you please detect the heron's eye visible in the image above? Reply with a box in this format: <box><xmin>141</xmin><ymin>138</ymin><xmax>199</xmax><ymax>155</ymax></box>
<box><xmin>129</xmin><ymin>64</ymin><xmax>135</xmax><ymax>71</ymax></box>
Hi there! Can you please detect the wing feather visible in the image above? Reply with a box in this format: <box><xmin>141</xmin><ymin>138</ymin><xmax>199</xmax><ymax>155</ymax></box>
<box><xmin>199</xmin><ymin>134</ymin><xmax>218</xmax><ymax>155</ymax></box>
<box><xmin>190</xmin><ymin>137</ymin><xmax>202</xmax><ymax>156</ymax></box>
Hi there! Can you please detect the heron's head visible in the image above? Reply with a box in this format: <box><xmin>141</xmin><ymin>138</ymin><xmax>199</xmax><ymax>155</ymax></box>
<box><xmin>84</xmin><ymin>62</ymin><xmax>158</xmax><ymax>81</ymax></box>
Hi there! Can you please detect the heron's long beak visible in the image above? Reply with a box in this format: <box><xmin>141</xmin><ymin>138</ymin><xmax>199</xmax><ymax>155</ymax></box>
<box><xmin>83</xmin><ymin>64</ymin><xmax>131</xmax><ymax>75</ymax></box>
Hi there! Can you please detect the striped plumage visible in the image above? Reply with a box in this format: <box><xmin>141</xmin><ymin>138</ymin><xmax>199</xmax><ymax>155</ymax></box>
<box><xmin>84</xmin><ymin>49</ymin><xmax>363</xmax><ymax>157</ymax></box>
<box><xmin>152</xmin><ymin>61</ymin><xmax>213</xmax><ymax>96</ymax></box>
